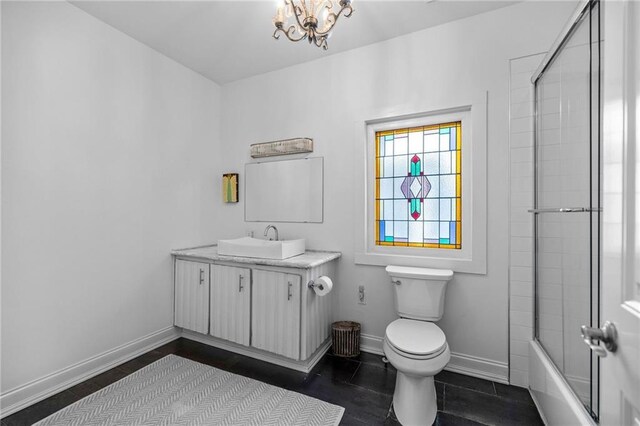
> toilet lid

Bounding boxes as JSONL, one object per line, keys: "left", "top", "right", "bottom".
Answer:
{"left": 385, "top": 319, "right": 447, "bottom": 356}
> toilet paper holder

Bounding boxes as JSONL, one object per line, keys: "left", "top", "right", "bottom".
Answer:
{"left": 307, "top": 279, "right": 327, "bottom": 290}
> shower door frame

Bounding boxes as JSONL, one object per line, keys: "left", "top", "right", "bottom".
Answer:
{"left": 530, "top": 0, "right": 601, "bottom": 421}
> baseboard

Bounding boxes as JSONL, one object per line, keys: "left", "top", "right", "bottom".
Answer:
{"left": 359, "top": 333, "right": 509, "bottom": 384}
{"left": 0, "top": 326, "right": 180, "bottom": 418}
{"left": 447, "top": 352, "right": 509, "bottom": 384}
{"left": 359, "top": 333, "right": 384, "bottom": 355}
{"left": 181, "top": 329, "right": 331, "bottom": 373}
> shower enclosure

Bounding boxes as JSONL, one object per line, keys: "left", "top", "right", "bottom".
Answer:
{"left": 530, "top": 0, "right": 601, "bottom": 421}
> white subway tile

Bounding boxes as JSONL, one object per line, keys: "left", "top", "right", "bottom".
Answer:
{"left": 511, "top": 116, "right": 534, "bottom": 134}
{"left": 510, "top": 252, "right": 533, "bottom": 268}
{"left": 511, "top": 281, "right": 533, "bottom": 297}
{"left": 510, "top": 310, "right": 533, "bottom": 326}
{"left": 510, "top": 354, "right": 530, "bottom": 372}
{"left": 510, "top": 369, "right": 529, "bottom": 387}
{"left": 511, "top": 325, "right": 534, "bottom": 340}
{"left": 511, "top": 295, "right": 534, "bottom": 312}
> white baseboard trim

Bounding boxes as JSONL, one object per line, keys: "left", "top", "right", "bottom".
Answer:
{"left": 359, "top": 333, "right": 509, "bottom": 384}
{"left": 447, "top": 352, "right": 509, "bottom": 384}
{"left": 0, "top": 326, "right": 180, "bottom": 418}
{"left": 181, "top": 329, "right": 331, "bottom": 374}
{"left": 359, "top": 333, "right": 384, "bottom": 355}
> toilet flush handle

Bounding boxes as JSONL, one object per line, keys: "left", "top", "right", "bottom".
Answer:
{"left": 391, "top": 279, "right": 401, "bottom": 285}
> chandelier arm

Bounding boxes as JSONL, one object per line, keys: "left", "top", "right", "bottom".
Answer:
{"left": 313, "top": 4, "right": 353, "bottom": 36}
{"left": 314, "top": 35, "right": 329, "bottom": 50}
{"left": 273, "top": 26, "right": 307, "bottom": 42}
{"left": 287, "top": 0, "right": 308, "bottom": 32}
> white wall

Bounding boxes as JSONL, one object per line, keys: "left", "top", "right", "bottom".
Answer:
{"left": 217, "top": 1, "right": 577, "bottom": 380}
{"left": 1, "top": 0, "right": 221, "bottom": 397}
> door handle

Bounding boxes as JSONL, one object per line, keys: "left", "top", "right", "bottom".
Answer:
{"left": 581, "top": 321, "right": 618, "bottom": 357}
{"left": 238, "top": 275, "right": 244, "bottom": 292}
{"left": 287, "top": 281, "right": 293, "bottom": 301}
{"left": 199, "top": 269, "right": 204, "bottom": 285}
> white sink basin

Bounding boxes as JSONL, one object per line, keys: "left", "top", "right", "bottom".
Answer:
{"left": 217, "top": 237, "right": 305, "bottom": 260}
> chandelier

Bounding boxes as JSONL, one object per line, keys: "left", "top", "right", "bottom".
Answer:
{"left": 273, "top": 0, "right": 354, "bottom": 50}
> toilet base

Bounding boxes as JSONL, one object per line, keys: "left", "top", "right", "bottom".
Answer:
{"left": 393, "top": 371, "right": 437, "bottom": 426}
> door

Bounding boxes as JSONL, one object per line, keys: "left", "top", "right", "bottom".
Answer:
{"left": 251, "top": 270, "right": 301, "bottom": 359}
{"left": 599, "top": 1, "right": 640, "bottom": 424}
{"left": 210, "top": 265, "right": 251, "bottom": 346}
{"left": 174, "top": 259, "right": 209, "bottom": 334}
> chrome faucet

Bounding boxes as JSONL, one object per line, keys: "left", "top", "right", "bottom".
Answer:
{"left": 264, "top": 225, "right": 279, "bottom": 241}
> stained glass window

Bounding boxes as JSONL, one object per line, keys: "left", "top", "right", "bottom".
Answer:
{"left": 375, "top": 122, "right": 462, "bottom": 249}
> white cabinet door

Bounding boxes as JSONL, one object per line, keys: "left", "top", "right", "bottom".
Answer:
{"left": 251, "top": 270, "right": 301, "bottom": 359}
{"left": 210, "top": 265, "right": 251, "bottom": 346}
{"left": 174, "top": 259, "right": 209, "bottom": 334}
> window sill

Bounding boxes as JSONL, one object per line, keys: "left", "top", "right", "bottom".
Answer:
{"left": 354, "top": 251, "right": 486, "bottom": 275}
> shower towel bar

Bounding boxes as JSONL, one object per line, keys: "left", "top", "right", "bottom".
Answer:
{"left": 527, "top": 207, "right": 601, "bottom": 213}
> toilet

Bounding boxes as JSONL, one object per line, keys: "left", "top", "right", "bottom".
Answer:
{"left": 383, "top": 265, "right": 454, "bottom": 426}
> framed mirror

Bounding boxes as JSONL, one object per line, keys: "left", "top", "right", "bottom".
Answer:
{"left": 245, "top": 157, "right": 323, "bottom": 223}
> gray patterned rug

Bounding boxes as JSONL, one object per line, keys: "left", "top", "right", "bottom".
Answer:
{"left": 35, "top": 354, "right": 344, "bottom": 426}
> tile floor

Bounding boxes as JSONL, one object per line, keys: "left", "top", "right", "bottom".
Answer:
{"left": 2, "top": 338, "right": 543, "bottom": 426}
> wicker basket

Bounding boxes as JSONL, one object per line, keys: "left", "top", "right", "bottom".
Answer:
{"left": 331, "top": 321, "right": 361, "bottom": 357}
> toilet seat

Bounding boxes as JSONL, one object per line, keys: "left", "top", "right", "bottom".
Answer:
{"left": 385, "top": 319, "right": 447, "bottom": 360}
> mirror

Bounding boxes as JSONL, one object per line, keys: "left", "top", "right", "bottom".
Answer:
{"left": 245, "top": 157, "right": 323, "bottom": 223}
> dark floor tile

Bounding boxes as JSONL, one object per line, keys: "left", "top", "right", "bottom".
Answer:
{"left": 175, "top": 338, "right": 241, "bottom": 370}
{"left": 3, "top": 390, "right": 77, "bottom": 426}
{"left": 494, "top": 382, "right": 535, "bottom": 406}
{"left": 301, "top": 373, "right": 392, "bottom": 425}
{"left": 434, "top": 411, "right": 485, "bottom": 426}
{"left": 383, "top": 414, "right": 403, "bottom": 426}
{"left": 91, "top": 367, "right": 130, "bottom": 388}
{"left": 445, "top": 385, "right": 544, "bottom": 426}
{"left": 66, "top": 379, "right": 102, "bottom": 399}
{"left": 435, "top": 370, "right": 496, "bottom": 395}
{"left": 349, "top": 363, "right": 397, "bottom": 395}
{"left": 341, "top": 413, "right": 373, "bottom": 426}
{"left": 311, "top": 353, "right": 361, "bottom": 383}
{"left": 436, "top": 381, "right": 444, "bottom": 411}
{"left": 350, "top": 352, "right": 395, "bottom": 371}
{"left": 116, "top": 356, "right": 155, "bottom": 374}
{"left": 152, "top": 338, "right": 181, "bottom": 355}
{"left": 131, "top": 349, "right": 170, "bottom": 366}
{"left": 226, "top": 356, "right": 308, "bottom": 392}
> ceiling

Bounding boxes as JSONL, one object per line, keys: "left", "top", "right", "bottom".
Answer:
{"left": 72, "top": 1, "right": 520, "bottom": 84}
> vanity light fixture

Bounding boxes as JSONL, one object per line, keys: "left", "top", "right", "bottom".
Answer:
{"left": 250, "top": 138, "right": 313, "bottom": 158}
{"left": 272, "top": 0, "right": 354, "bottom": 50}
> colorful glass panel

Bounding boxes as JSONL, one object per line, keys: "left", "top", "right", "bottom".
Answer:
{"left": 375, "top": 122, "right": 462, "bottom": 249}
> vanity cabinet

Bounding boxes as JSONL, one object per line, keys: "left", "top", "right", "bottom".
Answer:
{"left": 171, "top": 245, "right": 341, "bottom": 372}
{"left": 251, "top": 270, "right": 301, "bottom": 359}
{"left": 210, "top": 265, "right": 251, "bottom": 346}
{"left": 174, "top": 259, "right": 210, "bottom": 334}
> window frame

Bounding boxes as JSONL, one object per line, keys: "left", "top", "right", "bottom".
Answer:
{"left": 354, "top": 94, "right": 487, "bottom": 274}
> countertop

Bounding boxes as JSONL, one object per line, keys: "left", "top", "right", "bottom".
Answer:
{"left": 171, "top": 244, "right": 341, "bottom": 269}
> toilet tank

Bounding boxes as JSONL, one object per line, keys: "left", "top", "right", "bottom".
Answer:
{"left": 386, "top": 265, "right": 454, "bottom": 321}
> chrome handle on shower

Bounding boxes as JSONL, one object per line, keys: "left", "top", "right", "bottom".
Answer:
{"left": 238, "top": 275, "right": 244, "bottom": 292}
{"left": 581, "top": 321, "right": 617, "bottom": 358}
{"left": 527, "top": 207, "right": 602, "bottom": 213}
{"left": 199, "top": 269, "right": 205, "bottom": 285}
{"left": 287, "top": 281, "right": 293, "bottom": 300}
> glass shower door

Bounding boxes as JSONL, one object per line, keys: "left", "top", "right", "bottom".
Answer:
{"left": 533, "top": 0, "right": 600, "bottom": 420}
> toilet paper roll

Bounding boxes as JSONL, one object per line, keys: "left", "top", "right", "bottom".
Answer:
{"left": 312, "top": 276, "right": 333, "bottom": 296}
